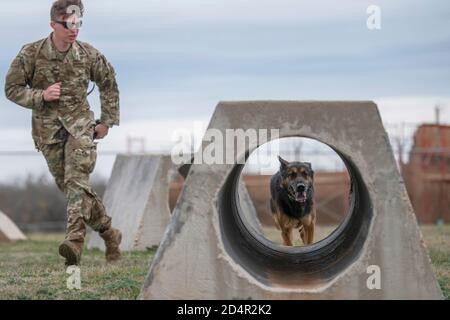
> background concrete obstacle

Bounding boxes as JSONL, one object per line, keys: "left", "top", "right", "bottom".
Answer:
{"left": 88, "top": 154, "right": 177, "bottom": 251}
{"left": 140, "top": 101, "right": 443, "bottom": 299}
{"left": 0, "top": 210, "right": 26, "bottom": 242}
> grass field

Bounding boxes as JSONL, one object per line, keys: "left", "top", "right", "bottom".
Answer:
{"left": 0, "top": 233, "right": 155, "bottom": 300}
{"left": 0, "top": 225, "right": 449, "bottom": 300}
{"left": 420, "top": 225, "right": 450, "bottom": 299}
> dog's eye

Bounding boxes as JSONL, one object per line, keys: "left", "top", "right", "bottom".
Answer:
{"left": 289, "top": 172, "right": 297, "bottom": 178}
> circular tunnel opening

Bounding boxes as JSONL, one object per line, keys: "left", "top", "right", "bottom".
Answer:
{"left": 238, "top": 137, "right": 352, "bottom": 247}
{"left": 217, "top": 136, "right": 373, "bottom": 288}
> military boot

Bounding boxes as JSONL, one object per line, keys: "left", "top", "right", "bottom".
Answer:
{"left": 99, "top": 227, "right": 122, "bottom": 262}
{"left": 59, "top": 239, "right": 84, "bottom": 266}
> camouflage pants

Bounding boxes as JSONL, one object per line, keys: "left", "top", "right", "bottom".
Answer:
{"left": 39, "top": 126, "right": 111, "bottom": 241}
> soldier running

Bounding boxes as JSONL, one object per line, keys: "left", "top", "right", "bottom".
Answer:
{"left": 4, "top": 0, "right": 122, "bottom": 266}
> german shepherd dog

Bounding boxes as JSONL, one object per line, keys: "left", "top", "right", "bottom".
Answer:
{"left": 270, "top": 156, "right": 316, "bottom": 246}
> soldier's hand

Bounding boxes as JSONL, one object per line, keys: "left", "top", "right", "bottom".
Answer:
{"left": 94, "top": 123, "right": 109, "bottom": 139}
{"left": 43, "top": 82, "right": 61, "bottom": 102}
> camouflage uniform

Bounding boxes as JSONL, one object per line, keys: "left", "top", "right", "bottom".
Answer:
{"left": 5, "top": 33, "right": 120, "bottom": 242}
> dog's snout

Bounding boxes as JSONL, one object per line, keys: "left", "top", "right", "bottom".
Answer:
{"left": 297, "top": 183, "right": 306, "bottom": 192}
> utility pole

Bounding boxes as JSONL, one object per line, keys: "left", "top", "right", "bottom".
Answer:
{"left": 435, "top": 104, "right": 441, "bottom": 125}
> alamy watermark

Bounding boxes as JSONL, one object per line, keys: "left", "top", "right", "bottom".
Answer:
{"left": 66, "top": 266, "right": 81, "bottom": 290}
{"left": 171, "top": 121, "right": 280, "bottom": 166}
{"left": 61, "top": 5, "right": 82, "bottom": 29}
{"left": 367, "top": 5, "right": 382, "bottom": 30}
{"left": 366, "top": 265, "right": 381, "bottom": 290}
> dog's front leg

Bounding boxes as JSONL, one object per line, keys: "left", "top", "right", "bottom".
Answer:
{"left": 305, "top": 223, "right": 315, "bottom": 245}
{"left": 299, "top": 225, "right": 306, "bottom": 245}
{"left": 281, "top": 227, "right": 293, "bottom": 246}
{"left": 301, "top": 214, "right": 315, "bottom": 245}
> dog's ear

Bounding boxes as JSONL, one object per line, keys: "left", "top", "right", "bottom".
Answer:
{"left": 304, "top": 162, "right": 314, "bottom": 178}
{"left": 278, "top": 156, "right": 289, "bottom": 170}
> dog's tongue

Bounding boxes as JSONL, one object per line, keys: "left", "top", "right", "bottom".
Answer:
{"left": 296, "top": 191, "right": 307, "bottom": 202}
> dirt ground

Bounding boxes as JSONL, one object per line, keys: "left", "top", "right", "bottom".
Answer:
{"left": 262, "top": 225, "right": 338, "bottom": 246}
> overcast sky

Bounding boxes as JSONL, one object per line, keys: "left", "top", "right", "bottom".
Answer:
{"left": 0, "top": 0, "right": 449, "bottom": 182}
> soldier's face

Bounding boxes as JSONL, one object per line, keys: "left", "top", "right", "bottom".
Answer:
{"left": 51, "top": 15, "right": 80, "bottom": 44}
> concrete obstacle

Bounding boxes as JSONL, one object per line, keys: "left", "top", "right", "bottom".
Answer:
{"left": 178, "top": 160, "right": 263, "bottom": 236}
{"left": 237, "top": 181, "right": 263, "bottom": 235}
{"left": 0, "top": 210, "right": 26, "bottom": 242}
{"left": 140, "top": 101, "right": 442, "bottom": 299}
{"left": 88, "top": 154, "right": 177, "bottom": 251}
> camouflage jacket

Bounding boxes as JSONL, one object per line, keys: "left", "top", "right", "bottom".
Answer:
{"left": 4, "top": 33, "right": 120, "bottom": 146}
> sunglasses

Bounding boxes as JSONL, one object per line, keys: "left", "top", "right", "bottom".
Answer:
{"left": 54, "top": 20, "right": 83, "bottom": 29}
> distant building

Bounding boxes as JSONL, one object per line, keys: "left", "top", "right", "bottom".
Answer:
{"left": 402, "top": 124, "right": 450, "bottom": 224}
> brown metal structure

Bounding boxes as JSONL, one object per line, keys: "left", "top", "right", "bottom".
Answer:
{"left": 402, "top": 124, "right": 450, "bottom": 224}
